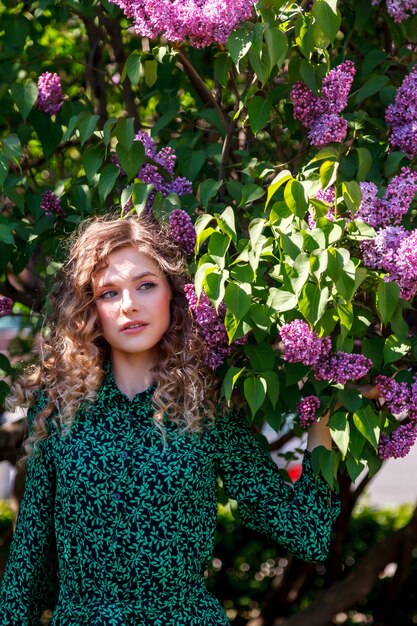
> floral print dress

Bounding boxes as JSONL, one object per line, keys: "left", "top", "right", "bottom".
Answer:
{"left": 0, "top": 368, "right": 340, "bottom": 625}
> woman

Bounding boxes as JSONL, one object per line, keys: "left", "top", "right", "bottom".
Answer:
{"left": 0, "top": 215, "right": 340, "bottom": 626}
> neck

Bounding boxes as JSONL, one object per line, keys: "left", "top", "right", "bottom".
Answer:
{"left": 110, "top": 351, "right": 158, "bottom": 400}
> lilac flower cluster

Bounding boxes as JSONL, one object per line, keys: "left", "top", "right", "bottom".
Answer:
{"left": 375, "top": 375, "right": 412, "bottom": 414}
{"left": 374, "top": 0, "right": 417, "bottom": 22}
{"left": 109, "top": 0, "right": 255, "bottom": 47}
{"left": 168, "top": 209, "right": 196, "bottom": 256}
{"left": 361, "top": 226, "right": 417, "bottom": 300}
{"left": 0, "top": 297, "right": 13, "bottom": 317}
{"left": 116, "top": 132, "right": 192, "bottom": 203}
{"left": 35, "top": 72, "right": 63, "bottom": 115}
{"left": 184, "top": 284, "right": 230, "bottom": 369}
{"left": 280, "top": 320, "right": 331, "bottom": 367}
{"left": 296, "top": 396, "right": 320, "bottom": 429}
{"left": 291, "top": 61, "right": 356, "bottom": 148}
{"left": 355, "top": 168, "right": 417, "bottom": 228}
{"left": 386, "top": 65, "right": 417, "bottom": 158}
{"left": 280, "top": 320, "right": 372, "bottom": 384}
{"left": 378, "top": 422, "right": 417, "bottom": 460}
{"left": 314, "top": 352, "right": 373, "bottom": 385}
{"left": 40, "top": 191, "right": 65, "bottom": 217}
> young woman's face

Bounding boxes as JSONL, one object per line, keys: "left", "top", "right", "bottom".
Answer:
{"left": 92, "top": 246, "right": 172, "bottom": 363}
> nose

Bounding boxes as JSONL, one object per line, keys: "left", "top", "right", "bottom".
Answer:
{"left": 120, "top": 289, "right": 138, "bottom": 313}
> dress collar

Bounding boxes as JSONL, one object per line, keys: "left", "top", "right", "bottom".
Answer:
{"left": 96, "top": 361, "right": 156, "bottom": 408}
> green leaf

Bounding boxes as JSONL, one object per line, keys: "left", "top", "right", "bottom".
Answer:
{"left": 82, "top": 145, "right": 105, "bottom": 183}
{"left": 320, "top": 160, "right": 339, "bottom": 188}
{"left": 244, "top": 375, "right": 267, "bottom": 417}
{"left": 10, "top": 81, "right": 38, "bottom": 119}
{"left": 214, "top": 53, "right": 232, "bottom": 87}
{"left": 0, "top": 155, "right": 8, "bottom": 187}
{"left": 265, "top": 169, "right": 292, "bottom": 208}
{"left": 98, "top": 164, "right": 119, "bottom": 203}
{"left": 289, "top": 252, "right": 310, "bottom": 296}
{"left": 144, "top": 59, "right": 158, "bottom": 87}
{"left": 116, "top": 141, "right": 145, "bottom": 181}
{"left": 262, "top": 370, "right": 280, "bottom": 408}
{"left": 355, "top": 74, "right": 389, "bottom": 105}
{"left": 124, "top": 50, "right": 142, "bottom": 85}
{"left": 298, "top": 283, "right": 329, "bottom": 324}
{"left": 116, "top": 117, "right": 135, "bottom": 150}
{"left": 222, "top": 367, "right": 246, "bottom": 403}
{"left": 216, "top": 206, "right": 237, "bottom": 242}
{"left": 2, "top": 135, "right": 22, "bottom": 163}
{"left": 248, "top": 96, "right": 272, "bottom": 133}
{"left": 376, "top": 281, "right": 400, "bottom": 326}
{"left": 312, "top": 446, "right": 338, "bottom": 489}
{"left": 224, "top": 282, "right": 251, "bottom": 319}
{"left": 205, "top": 270, "right": 228, "bottom": 310}
{"left": 383, "top": 335, "right": 411, "bottom": 364}
{"left": 131, "top": 182, "right": 154, "bottom": 215}
{"left": 345, "top": 454, "right": 366, "bottom": 482}
{"left": 199, "top": 179, "right": 222, "bottom": 209}
{"left": 329, "top": 411, "right": 350, "bottom": 458}
{"left": 355, "top": 147, "right": 373, "bottom": 181}
{"left": 264, "top": 25, "right": 288, "bottom": 69}
{"left": 245, "top": 343, "right": 276, "bottom": 372}
{"left": 267, "top": 288, "right": 297, "bottom": 312}
{"left": 0, "top": 353, "right": 13, "bottom": 375}
{"left": 227, "top": 27, "right": 254, "bottom": 68}
{"left": 295, "top": 13, "right": 315, "bottom": 60}
{"left": 353, "top": 407, "right": 381, "bottom": 451}
{"left": 342, "top": 180, "right": 361, "bottom": 214}
{"left": 194, "top": 262, "right": 218, "bottom": 299}
{"left": 337, "top": 388, "right": 363, "bottom": 413}
{"left": 312, "top": 0, "right": 341, "bottom": 42}
{"left": 77, "top": 112, "right": 100, "bottom": 146}
{"left": 284, "top": 179, "right": 308, "bottom": 217}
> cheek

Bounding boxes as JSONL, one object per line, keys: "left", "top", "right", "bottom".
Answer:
{"left": 95, "top": 303, "right": 118, "bottom": 329}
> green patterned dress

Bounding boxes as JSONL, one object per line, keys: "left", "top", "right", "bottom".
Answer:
{"left": 0, "top": 368, "right": 340, "bottom": 625}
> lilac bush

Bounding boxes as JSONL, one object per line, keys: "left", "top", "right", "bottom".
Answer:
{"left": 109, "top": 0, "right": 256, "bottom": 47}
{"left": 378, "top": 423, "right": 417, "bottom": 459}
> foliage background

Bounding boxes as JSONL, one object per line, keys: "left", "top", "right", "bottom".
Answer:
{"left": 1, "top": 0, "right": 417, "bottom": 623}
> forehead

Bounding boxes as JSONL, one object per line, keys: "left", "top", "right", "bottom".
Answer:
{"left": 93, "top": 247, "right": 161, "bottom": 286}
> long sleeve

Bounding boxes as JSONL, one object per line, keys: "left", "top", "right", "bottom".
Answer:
{"left": 0, "top": 404, "right": 58, "bottom": 626}
{"left": 215, "top": 409, "right": 341, "bottom": 562}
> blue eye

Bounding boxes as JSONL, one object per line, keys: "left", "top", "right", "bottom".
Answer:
{"left": 139, "top": 282, "right": 156, "bottom": 290}
{"left": 98, "top": 290, "right": 117, "bottom": 300}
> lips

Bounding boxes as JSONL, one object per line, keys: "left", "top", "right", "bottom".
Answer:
{"left": 120, "top": 321, "right": 148, "bottom": 332}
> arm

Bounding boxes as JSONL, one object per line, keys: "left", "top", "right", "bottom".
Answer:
{"left": 215, "top": 409, "right": 340, "bottom": 562}
{"left": 0, "top": 404, "right": 58, "bottom": 626}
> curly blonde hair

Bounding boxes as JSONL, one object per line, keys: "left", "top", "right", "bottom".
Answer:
{"left": 14, "top": 214, "right": 220, "bottom": 458}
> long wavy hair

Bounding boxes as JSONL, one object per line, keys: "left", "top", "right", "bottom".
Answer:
{"left": 13, "top": 214, "right": 220, "bottom": 459}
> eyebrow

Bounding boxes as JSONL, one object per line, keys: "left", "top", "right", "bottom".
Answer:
{"left": 96, "top": 271, "right": 160, "bottom": 289}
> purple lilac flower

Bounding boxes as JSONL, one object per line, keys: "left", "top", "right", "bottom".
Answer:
{"left": 355, "top": 169, "right": 417, "bottom": 228}
{"left": 313, "top": 352, "right": 372, "bottom": 384}
{"left": 386, "top": 66, "right": 417, "bottom": 158}
{"left": 361, "top": 225, "right": 408, "bottom": 273}
{"left": 375, "top": 0, "right": 417, "bottom": 22}
{"left": 291, "top": 61, "right": 355, "bottom": 148}
{"left": 280, "top": 320, "right": 331, "bottom": 367}
{"left": 378, "top": 422, "right": 417, "bottom": 459}
{"left": 168, "top": 209, "right": 196, "bottom": 256}
{"left": 109, "top": 0, "right": 256, "bottom": 48}
{"left": 296, "top": 396, "right": 320, "bottom": 429}
{"left": 35, "top": 72, "right": 63, "bottom": 115}
{"left": 0, "top": 297, "right": 13, "bottom": 317}
{"left": 308, "top": 114, "right": 348, "bottom": 149}
{"left": 184, "top": 283, "right": 230, "bottom": 369}
{"left": 375, "top": 375, "right": 412, "bottom": 414}
{"left": 395, "top": 230, "right": 417, "bottom": 299}
{"left": 40, "top": 191, "right": 65, "bottom": 216}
